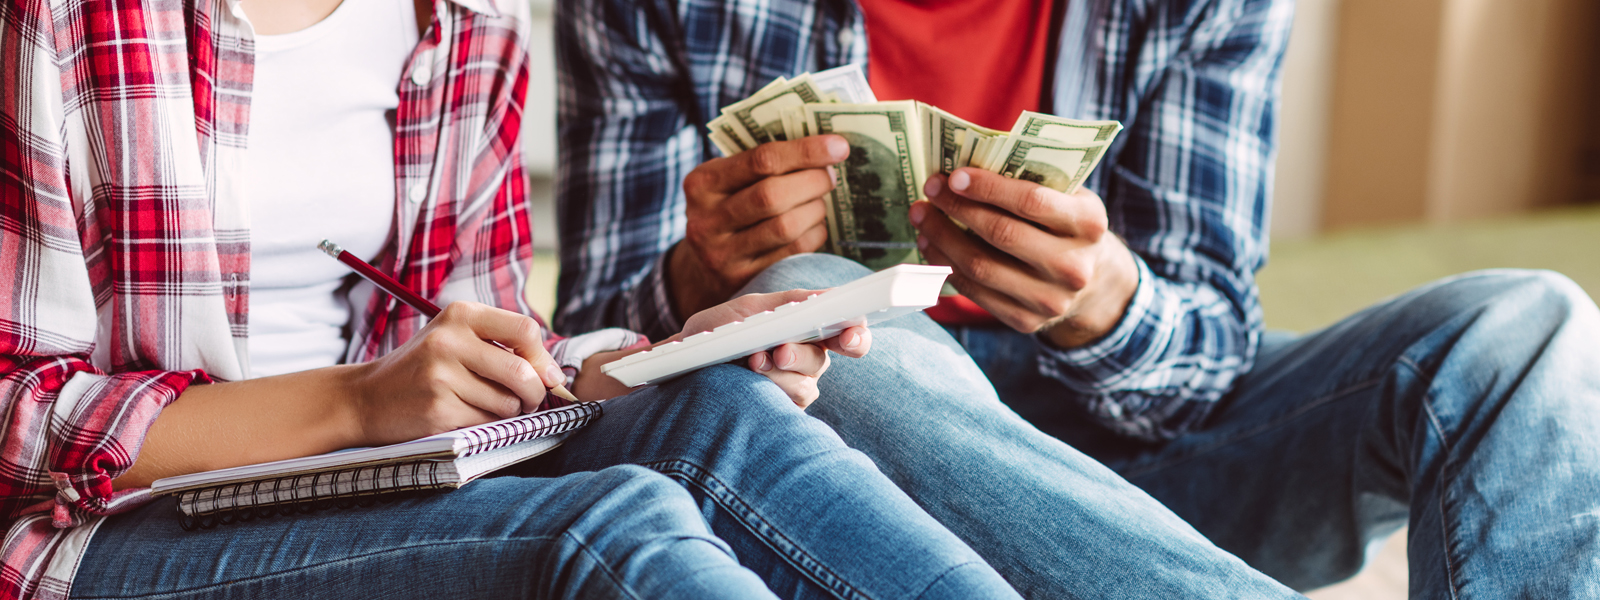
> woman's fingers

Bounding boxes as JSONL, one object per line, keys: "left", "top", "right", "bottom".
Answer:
{"left": 821, "top": 326, "right": 871, "bottom": 358}
{"left": 746, "top": 344, "right": 829, "bottom": 408}
{"left": 772, "top": 343, "right": 830, "bottom": 377}
{"left": 452, "top": 334, "right": 548, "bottom": 415}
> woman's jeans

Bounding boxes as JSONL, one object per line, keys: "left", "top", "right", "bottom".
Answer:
{"left": 73, "top": 366, "right": 1018, "bottom": 600}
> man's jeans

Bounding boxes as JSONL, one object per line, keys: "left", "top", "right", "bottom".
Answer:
{"left": 75, "top": 367, "right": 1018, "bottom": 600}
{"left": 741, "top": 254, "right": 1301, "bottom": 599}
{"left": 956, "top": 269, "right": 1600, "bottom": 598}
{"left": 746, "top": 254, "right": 1600, "bottom": 598}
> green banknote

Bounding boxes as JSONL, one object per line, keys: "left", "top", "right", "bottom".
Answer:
{"left": 805, "top": 102, "right": 927, "bottom": 271}
{"left": 993, "top": 136, "right": 1111, "bottom": 194}
{"left": 722, "top": 75, "right": 825, "bottom": 145}
{"left": 1009, "top": 111, "right": 1123, "bottom": 144}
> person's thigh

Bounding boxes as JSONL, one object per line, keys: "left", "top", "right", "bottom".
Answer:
{"left": 73, "top": 467, "right": 772, "bottom": 600}
{"left": 734, "top": 253, "right": 1301, "bottom": 599}
{"left": 979, "top": 269, "right": 1600, "bottom": 596}
{"left": 526, "top": 363, "right": 1020, "bottom": 600}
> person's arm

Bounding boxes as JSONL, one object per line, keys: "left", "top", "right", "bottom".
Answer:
{"left": 552, "top": 0, "right": 693, "bottom": 341}
{"left": 114, "top": 302, "right": 571, "bottom": 489}
{"left": 553, "top": 0, "right": 849, "bottom": 341}
{"left": 915, "top": 0, "right": 1293, "bottom": 441}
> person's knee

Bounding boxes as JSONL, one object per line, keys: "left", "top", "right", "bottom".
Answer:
{"left": 563, "top": 465, "right": 705, "bottom": 531}
{"left": 1442, "top": 269, "right": 1594, "bottom": 334}
{"left": 738, "top": 253, "right": 873, "bottom": 295}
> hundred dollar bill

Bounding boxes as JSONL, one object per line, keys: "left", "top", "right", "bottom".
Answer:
{"left": 707, "top": 126, "right": 745, "bottom": 157}
{"left": 721, "top": 75, "right": 825, "bottom": 145}
{"left": 810, "top": 64, "right": 877, "bottom": 104}
{"left": 804, "top": 102, "right": 927, "bottom": 271}
{"left": 991, "top": 135, "right": 1111, "bottom": 194}
{"left": 1009, "top": 111, "right": 1123, "bottom": 144}
{"left": 921, "top": 103, "right": 1003, "bottom": 176}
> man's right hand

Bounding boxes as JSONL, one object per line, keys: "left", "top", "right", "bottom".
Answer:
{"left": 668, "top": 135, "right": 850, "bottom": 319}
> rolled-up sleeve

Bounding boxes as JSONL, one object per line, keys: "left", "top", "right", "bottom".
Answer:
{"left": 552, "top": 0, "right": 701, "bottom": 341}
{"left": 1036, "top": 0, "right": 1293, "bottom": 441}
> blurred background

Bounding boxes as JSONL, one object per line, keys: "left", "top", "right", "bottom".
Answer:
{"left": 519, "top": 1, "right": 1600, "bottom": 596}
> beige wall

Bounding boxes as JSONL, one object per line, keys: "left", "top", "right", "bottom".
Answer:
{"left": 1271, "top": 0, "right": 1340, "bottom": 239}
{"left": 1320, "top": 0, "right": 1600, "bottom": 230}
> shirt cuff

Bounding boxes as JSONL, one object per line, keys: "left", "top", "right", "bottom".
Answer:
{"left": 44, "top": 368, "right": 209, "bottom": 527}
{"left": 1034, "top": 254, "right": 1174, "bottom": 394}
{"left": 547, "top": 328, "right": 651, "bottom": 380}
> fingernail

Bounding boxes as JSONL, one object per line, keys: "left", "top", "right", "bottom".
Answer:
{"left": 909, "top": 202, "right": 925, "bottom": 226}
{"left": 543, "top": 364, "right": 566, "bottom": 386}
{"left": 917, "top": 235, "right": 928, "bottom": 250}
{"left": 949, "top": 170, "right": 970, "bottom": 192}
{"left": 825, "top": 164, "right": 839, "bottom": 185}
{"left": 843, "top": 331, "right": 862, "bottom": 350}
{"left": 777, "top": 350, "right": 796, "bottom": 370}
{"left": 923, "top": 175, "right": 943, "bottom": 198}
{"left": 826, "top": 136, "right": 849, "bottom": 161}
{"left": 754, "top": 353, "right": 772, "bottom": 372}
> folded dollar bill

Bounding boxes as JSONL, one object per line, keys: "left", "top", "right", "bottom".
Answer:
{"left": 706, "top": 66, "right": 1122, "bottom": 275}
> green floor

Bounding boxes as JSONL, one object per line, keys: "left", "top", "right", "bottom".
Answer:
{"left": 1259, "top": 204, "right": 1600, "bottom": 332}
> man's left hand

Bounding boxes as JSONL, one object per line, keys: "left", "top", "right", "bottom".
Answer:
{"left": 910, "top": 168, "right": 1139, "bottom": 349}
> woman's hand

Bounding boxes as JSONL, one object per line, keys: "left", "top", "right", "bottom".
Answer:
{"left": 679, "top": 289, "right": 873, "bottom": 408}
{"left": 349, "top": 301, "right": 567, "bottom": 446}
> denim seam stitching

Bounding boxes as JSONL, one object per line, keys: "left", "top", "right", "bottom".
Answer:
{"left": 71, "top": 537, "right": 566, "bottom": 600}
{"left": 1120, "top": 376, "right": 1387, "bottom": 479}
{"left": 909, "top": 561, "right": 990, "bottom": 600}
{"left": 561, "top": 529, "right": 648, "bottom": 600}
{"left": 642, "top": 458, "right": 872, "bottom": 600}
{"left": 1400, "top": 356, "right": 1464, "bottom": 600}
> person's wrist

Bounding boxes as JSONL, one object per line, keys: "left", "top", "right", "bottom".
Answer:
{"left": 1045, "top": 237, "right": 1140, "bottom": 349}
{"left": 570, "top": 350, "right": 640, "bottom": 401}
{"left": 331, "top": 362, "right": 380, "bottom": 448}
{"left": 666, "top": 242, "right": 732, "bottom": 320}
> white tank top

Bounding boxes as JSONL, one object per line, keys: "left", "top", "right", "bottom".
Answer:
{"left": 244, "top": 0, "right": 417, "bottom": 378}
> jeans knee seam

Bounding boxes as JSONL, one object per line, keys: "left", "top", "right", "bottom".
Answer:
{"left": 910, "top": 561, "right": 991, "bottom": 600}
{"left": 1409, "top": 371, "right": 1467, "bottom": 600}
{"left": 560, "top": 529, "right": 648, "bottom": 600}
{"left": 643, "top": 458, "right": 871, "bottom": 600}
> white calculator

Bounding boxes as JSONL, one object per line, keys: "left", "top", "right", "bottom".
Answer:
{"left": 601, "top": 264, "right": 953, "bottom": 387}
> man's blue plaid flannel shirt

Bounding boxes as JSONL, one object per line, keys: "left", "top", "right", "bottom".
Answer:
{"left": 553, "top": 0, "right": 1295, "bottom": 441}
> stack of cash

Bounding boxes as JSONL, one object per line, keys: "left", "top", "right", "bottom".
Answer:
{"left": 707, "top": 65, "right": 1122, "bottom": 271}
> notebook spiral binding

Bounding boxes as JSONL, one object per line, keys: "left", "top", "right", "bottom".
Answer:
{"left": 457, "top": 401, "right": 600, "bottom": 454}
{"left": 174, "top": 461, "right": 450, "bottom": 531}
{"left": 172, "top": 402, "right": 601, "bottom": 531}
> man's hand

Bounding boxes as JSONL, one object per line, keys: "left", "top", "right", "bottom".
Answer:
{"left": 911, "top": 169, "right": 1139, "bottom": 349}
{"left": 668, "top": 136, "right": 851, "bottom": 320}
{"left": 676, "top": 289, "right": 872, "bottom": 408}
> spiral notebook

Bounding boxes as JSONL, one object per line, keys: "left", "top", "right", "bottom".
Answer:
{"left": 150, "top": 401, "right": 601, "bottom": 529}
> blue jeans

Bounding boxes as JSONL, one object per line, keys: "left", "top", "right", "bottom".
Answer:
{"left": 74, "top": 366, "right": 1018, "bottom": 599}
{"left": 740, "top": 254, "right": 1302, "bottom": 599}
{"left": 954, "top": 269, "right": 1600, "bottom": 598}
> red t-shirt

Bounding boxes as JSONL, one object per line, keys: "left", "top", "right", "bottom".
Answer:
{"left": 857, "top": 0, "right": 1057, "bottom": 324}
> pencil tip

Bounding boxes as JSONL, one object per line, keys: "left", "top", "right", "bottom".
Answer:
{"left": 551, "top": 385, "right": 582, "bottom": 403}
